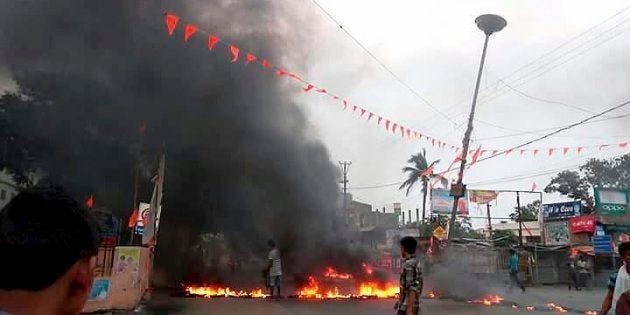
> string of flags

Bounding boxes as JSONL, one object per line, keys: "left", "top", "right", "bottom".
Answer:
{"left": 162, "top": 11, "right": 629, "bottom": 160}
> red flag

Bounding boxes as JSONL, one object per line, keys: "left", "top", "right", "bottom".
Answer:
{"left": 392, "top": 123, "right": 398, "bottom": 133}
{"left": 431, "top": 138, "right": 435, "bottom": 147}
{"left": 400, "top": 126, "right": 405, "bottom": 137}
{"left": 276, "top": 68, "right": 288, "bottom": 76}
{"left": 368, "top": 112, "right": 374, "bottom": 120}
{"left": 437, "top": 141, "right": 442, "bottom": 148}
{"left": 519, "top": 149, "right": 526, "bottom": 156}
{"left": 533, "top": 149, "right": 539, "bottom": 156}
{"left": 343, "top": 100, "right": 348, "bottom": 110}
{"left": 563, "top": 147, "right": 570, "bottom": 155}
{"left": 523, "top": 223, "right": 533, "bottom": 237}
{"left": 385, "top": 120, "right": 390, "bottom": 131}
{"left": 548, "top": 148, "right": 555, "bottom": 156}
{"left": 85, "top": 195, "right": 95, "bottom": 209}
{"left": 261, "top": 59, "right": 272, "bottom": 68}
{"left": 505, "top": 149, "right": 513, "bottom": 156}
{"left": 480, "top": 150, "right": 487, "bottom": 157}
{"left": 139, "top": 121, "right": 147, "bottom": 135}
{"left": 470, "top": 146, "right": 482, "bottom": 165}
{"left": 332, "top": 95, "right": 339, "bottom": 100}
{"left": 406, "top": 129, "right": 411, "bottom": 137}
{"left": 184, "top": 24, "right": 197, "bottom": 41}
{"left": 599, "top": 144, "right": 609, "bottom": 150}
{"left": 377, "top": 116, "right": 383, "bottom": 125}
{"left": 620, "top": 143, "right": 628, "bottom": 148}
{"left": 245, "top": 53, "right": 257, "bottom": 64}
{"left": 303, "top": 84, "right": 314, "bottom": 92}
{"left": 360, "top": 108, "right": 366, "bottom": 117}
{"left": 491, "top": 150, "right": 498, "bottom": 156}
{"left": 229, "top": 45, "right": 240, "bottom": 62}
{"left": 414, "top": 131, "right": 418, "bottom": 138}
{"left": 288, "top": 73, "right": 301, "bottom": 80}
{"left": 531, "top": 182, "right": 537, "bottom": 192}
{"left": 352, "top": 105, "right": 357, "bottom": 113}
{"left": 207, "top": 35, "right": 219, "bottom": 50}
{"left": 128, "top": 208, "right": 138, "bottom": 228}
{"left": 165, "top": 13, "right": 180, "bottom": 36}
{"left": 316, "top": 88, "right": 327, "bottom": 93}
{"left": 448, "top": 151, "right": 464, "bottom": 171}
{"left": 421, "top": 166, "right": 433, "bottom": 177}
{"left": 577, "top": 147, "right": 584, "bottom": 154}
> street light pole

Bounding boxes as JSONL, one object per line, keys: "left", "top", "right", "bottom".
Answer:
{"left": 448, "top": 14, "right": 506, "bottom": 240}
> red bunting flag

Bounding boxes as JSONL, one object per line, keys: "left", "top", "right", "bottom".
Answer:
{"left": 332, "top": 95, "right": 339, "bottom": 100}
{"left": 184, "top": 24, "right": 197, "bottom": 41}
{"left": 421, "top": 165, "right": 433, "bottom": 177}
{"left": 414, "top": 131, "right": 418, "bottom": 138}
{"left": 245, "top": 53, "right": 257, "bottom": 64}
{"left": 621, "top": 143, "right": 628, "bottom": 148}
{"left": 288, "top": 73, "right": 301, "bottom": 80}
{"left": 128, "top": 208, "right": 138, "bottom": 228}
{"left": 431, "top": 138, "right": 436, "bottom": 147}
{"left": 406, "top": 129, "right": 411, "bottom": 137}
{"left": 470, "top": 146, "right": 483, "bottom": 165}
{"left": 531, "top": 182, "right": 537, "bottom": 192}
{"left": 519, "top": 149, "right": 526, "bottom": 156}
{"left": 385, "top": 120, "right": 390, "bottom": 131}
{"left": 343, "top": 100, "right": 348, "bottom": 110}
{"left": 352, "top": 105, "right": 357, "bottom": 113}
{"left": 378, "top": 116, "right": 383, "bottom": 125}
{"left": 229, "top": 45, "right": 240, "bottom": 62}
{"left": 261, "top": 59, "right": 272, "bottom": 68}
{"left": 548, "top": 148, "right": 555, "bottom": 156}
{"left": 480, "top": 150, "right": 487, "bottom": 157}
{"left": 392, "top": 123, "right": 398, "bottom": 133}
{"left": 400, "top": 127, "right": 405, "bottom": 137}
{"left": 208, "top": 35, "right": 219, "bottom": 50}
{"left": 165, "top": 13, "right": 180, "bottom": 36}
{"left": 577, "top": 147, "right": 584, "bottom": 154}
{"left": 533, "top": 149, "right": 539, "bottom": 156}
{"left": 448, "top": 151, "right": 463, "bottom": 171}
{"left": 368, "top": 112, "right": 374, "bottom": 120}
{"left": 85, "top": 195, "right": 95, "bottom": 209}
{"left": 303, "top": 84, "right": 314, "bottom": 92}
{"left": 316, "top": 88, "right": 327, "bottom": 93}
{"left": 491, "top": 150, "right": 498, "bottom": 156}
{"left": 276, "top": 68, "right": 288, "bottom": 76}
{"left": 505, "top": 149, "right": 513, "bottom": 156}
{"left": 360, "top": 108, "right": 366, "bottom": 117}
{"left": 563, "top": 147, "right": 570, "bottom": 155}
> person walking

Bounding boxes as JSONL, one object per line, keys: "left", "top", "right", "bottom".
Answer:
{"left": 568, "top": 257, "right": 580, "bottom": 290}
{"left": 577, "top": 255, "right": 589, "bottom": 289}
{"left": 396, "top": 236, "right": 423, "bottom": 315}
{"left": 508, "top": 249, "right": 525, "bottom": 293}
{"left": 266, "top": 240, "right": 282, "bottom": 299}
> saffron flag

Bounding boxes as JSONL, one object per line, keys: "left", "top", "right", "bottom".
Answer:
{"left": 208, "top": 35, "right": 219, "bottom": 50}
{"left": 85, "top": 195, "right": 95, "bottom": 209}
{"left": 421, "top": 166, "right": 433, "bottom": 177}
{"left": 261, "top": 59, "right": 272, "bottom": 68}
{"left": 470, "top": 146, "right": 482, "bottom": 165}
{"left": 360, "top": 108, "right": 366, "bottom": 117}
{"left": 563, "top": 147, "right": 570, "bottom": 155}
{"left": 368, "top": 112, "right": 374, "bottom": 120}
{"left": 184, "top": 24, "right": 197, "bottom": 41}
{"left": 128, "top": 208, "right": 138, "bottom": 228}
{"left": 531, "top": 182, "right": 537, "bottom": 192}
{"left": 303, "top": 84, "right": 314, "bottom": 92}
{"left": 245, "top": 53, "right": 257, "bottom": 64}
{"left": 378, "top": 116, "right": 383, "bottom": 125}
{"left": 229, "top": 45, "right": 240, "bottom": 62}
{"left": 165, "top": 13, "right": 179, "bottom": 36}
{"left": 385, "top": 120, "right": 390, "bottom": 131}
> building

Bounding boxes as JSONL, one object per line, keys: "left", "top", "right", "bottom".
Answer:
{"left": 344, "top": 195, "right": 400, "bottom": 248}
{"left": 0, "top": 170, "right": 19, "bottom": 209}
{"left": 476, "top": 221, "right": 542, "bottom": 244}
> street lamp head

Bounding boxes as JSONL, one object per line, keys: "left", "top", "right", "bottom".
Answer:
{"left": 475, "top": 14, "right": 507, "bottom": 35}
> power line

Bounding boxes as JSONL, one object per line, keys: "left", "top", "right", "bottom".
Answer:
{"left": 309, "top": 0, "right": 458, "bottom": 126}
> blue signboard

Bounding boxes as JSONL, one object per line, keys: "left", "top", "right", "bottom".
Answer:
{"left": 593, "top": 235, "right": 612, "bottom": 254}
{"left": 542, "top": 201, "right": 581, "bottom": 220}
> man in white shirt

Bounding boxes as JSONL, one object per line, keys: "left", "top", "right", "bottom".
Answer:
{"left": 267, "top": 240, "right": 282, "bottom": 298}
{"left": 600, "top": 242, "right": 630, "bottom": 314}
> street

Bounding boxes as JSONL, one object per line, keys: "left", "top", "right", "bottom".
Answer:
{"left": 127, "top": 286, "right": 604, "bottom": 315}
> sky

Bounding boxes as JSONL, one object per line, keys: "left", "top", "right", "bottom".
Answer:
{"left": 290, "top": 0, "right": 630, "bottom": 228}
{"left": 1, "top": 0, "right": 629, "bottom": 229}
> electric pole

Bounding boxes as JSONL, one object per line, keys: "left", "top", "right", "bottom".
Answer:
{"left": 339, "top": 161, "right": 351, "bottom": 226}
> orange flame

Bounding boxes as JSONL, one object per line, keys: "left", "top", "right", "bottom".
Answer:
{"left": 469, "top": 294, "right": 504, "bottom": 306}
{"left": 185, "top": 285, "right": 268, "bottom": 298}
{"left": 546, "top": 303, "right": 568, "bottom": 313}
{"left": 526, "top": 306, "right": 535, "bottom": 311}
{"left": 584, "top": 311, "right": 597, "bottom": 315}
{"left": 358, "top": 282, "right": 399, "bottom": 298}
{"left": 298, "top": 276, "right": 322, "bottom": 298}
{"left": 362, "top": 262, "right": 374, "bottom": 275}
{"left": 323, "top": 267, "right": 353, "bottom": 280}
{"left": 428, "top": 290, "right": 436, "bottom": 299}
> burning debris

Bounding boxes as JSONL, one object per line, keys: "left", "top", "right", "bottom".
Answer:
{"left": 185, "top": 286, "right": 268, "bottom": 299}
{"left": 468, "top": 294, "right": 503, "bottom": 306}
{"left": 323, "top": 267, "right": 353, "bottom": 280}
{"left": 546, "top": 303, "right": 568, "bottom": 313}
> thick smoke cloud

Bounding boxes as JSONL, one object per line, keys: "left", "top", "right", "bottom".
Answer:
{"left": 0, "top": 0, "right": 345, "bottom": 280}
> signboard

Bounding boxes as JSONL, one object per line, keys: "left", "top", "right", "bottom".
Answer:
{"left": 88, "top": 278, "right": 110, "bottom": 301}
{"left": 569, "top": 215, "right": 596, "bottom": 234}
{"left": 468, "top": 190, "right": 499, "bottom": 204}
{"left": 595, "top": 188, "right": 628, "bottom": 216}
{"left": 433, "top": 226, "right": 447, "bottom": 240}
{"left": 542, "top": 201, "right": 581, "bottom": 220}
{"left": 593, "top": 235, "right": 612, "bottom": 254}
{"left": 544, "top": 221, "right": 569, "bottom": 245}
{"left": 393, "top": 203, "right": 402, "bottom": 215}
{"left": 431, "top": 188, "right": 469, "bottom": 216}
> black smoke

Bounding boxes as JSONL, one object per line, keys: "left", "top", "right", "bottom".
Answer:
{"left": 0, "top": 0, "right": 346, "bottom": 281}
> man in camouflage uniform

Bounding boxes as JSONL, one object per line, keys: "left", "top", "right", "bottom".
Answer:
{"left": 396, "top": 236, "right": 423, "bottom": 315}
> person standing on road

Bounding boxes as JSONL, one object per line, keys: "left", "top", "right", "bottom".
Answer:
{"left": 577, "top": 255, "right": 589, "bottom": 289}
{"left": 568, "top": 257, "right": 580, "bottom": 290}
{"left": 508, "top": 249, "right": 526, "bottom": 293}
{"left": 0, "top": 185, "right": 100, "bottom": 315}
{"left": 267, "top": 240, "right": 282, "bottom": 299}
{"left": 599, "top": 242, "right": 630, "bottom": 315}
{"left": 396, "top": 236, "right": 423, "bottom": 315}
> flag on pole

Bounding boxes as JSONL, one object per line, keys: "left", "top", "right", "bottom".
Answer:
{"left": 128, "top": 208, "right": 138, "bottom": 228}
{"left": 85, "top": 195, "right": 95, "bottom": 209}
{"left": 531, "top": 182, "right": 537, "bottom": 192}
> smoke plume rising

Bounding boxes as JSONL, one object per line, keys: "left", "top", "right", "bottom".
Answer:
{"left": 0, "top": 0, "right": 346, "bottom": 281}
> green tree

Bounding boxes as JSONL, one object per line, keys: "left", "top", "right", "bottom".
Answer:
{"left": 399, "top": 149, "right": 440, "bottom": 226}
{"left": 509, "top": 200, "right": 541, "bottom": 222}
{"left": 492, "top": 229, "right": 518, "bottom": 247}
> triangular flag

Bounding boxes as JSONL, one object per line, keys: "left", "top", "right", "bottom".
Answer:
{"left": 165, "top": 13, "right": 180, "bottom": 36}
{"left": 414, "top": 131, "right": 418, "bottom": 138}
{"left": 505, "top": 149, "right": 513, "bottom": 156}
{"left": 470, "top": 146, "right": 482, "bottom": 165}
{"left": 519, "top": 149, "right": 526, "bottom": 156}
{"left": 548, "top": 148, "right": 555, "bottom": 156}
{"left": 563, "top": 147, "right": 570, "bottom": 155}
{"left": 533, "top": 149, "right": 539, "bottom": 156}
{"left": 360, "top": 108, "right": 366, "bottom": 117}
{"left": 577, "top": 147, "right": 584, "bottom": 154}
{"left": 400, "top": 126, "right": 405, "bottom": 137}
{"left": 421, "top": 166, "right": 433, "bottom": 177}
{"left": 406, "top": 129, "right": 411, "bottom": 137}
{"left": 352, "top": 105, "right": 357, "bottom": 113}
{"left": 531, "top": 182, "right": 537, "bottom": 192}
{"left": 316, "top": 88, "right": 327, "bottom": 93}
{"left": 245, "top": 53, "right": 257, "bottom": 64}
{"left": 491, "top": 150, "right": 498, "bottom": 156}
{"left": 378, "top": 116, "right": 383, "bottom": 125}
{"left": 620, "top": 143, "right": 628, "bottom": 148}
{"left": 207, "top": 35, "right": 219, "bottom": 50}
{"left": 276, "top": 69, "right": 288, "bottom": 76}
{"left": 368, "top": 112, "right": 374, "bottom": 120}
{"left": 438, "top": 141, "right": 442, "bottom": 148}
{"left": 184, "top": 24, "right": 197, "bottom": 41}
{"left": 229, "top": 45, "right": 240, "bottom": 62}
{"left": 332, "top": 95, "right": 339, "bottom": 100}
{"left": 431, "top": 138, "right": 436, "bottom": 147}
{"left": 85, "top": 195, "right": 95, "bottom": 209}
{"left": 303, "top": 84, "right": 314, "bottom": 92}
{"left": 480, "top": 150, "right": 487, "bottom": 157}
{"left": 599, "top": 144, "right": 609, "bottom": 150}
{"left": 392, "top": 123, "right": 398, "bottom": 133}
{"left": 448, "top": 152, "right": 464, "bottom": 171}
{"left": 261, "top": 59, "right": 272, "bottom": 68}
{"left": 385, "top": 120, "right": 391, "bottom": 131}
{"left": 128, "top": 208, "right": 138, "bottom": 228}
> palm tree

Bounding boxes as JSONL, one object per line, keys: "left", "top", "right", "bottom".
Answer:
{"left": 399, "top": 149, "right": 440, "bottom": 227}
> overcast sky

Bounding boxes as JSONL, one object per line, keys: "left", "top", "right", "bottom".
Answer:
{"left": 292, "top": 0, "right": 630, "bottom": 227}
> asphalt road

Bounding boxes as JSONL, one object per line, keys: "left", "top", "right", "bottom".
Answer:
{"left": 128, "top": 295, "right": 597, "bottom": 315}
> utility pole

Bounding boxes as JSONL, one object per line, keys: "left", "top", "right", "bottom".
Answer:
{"left": 517, "top": 191, "right": 523, "bottom": 247}
{"left": 486, "top": 203, "right": 493, "bottom": 241}
{"left": 339, "top": 161, "right": 351, "bottom": 226}
{"left": 408, "top": 210, "right": 412, "bottom": 225}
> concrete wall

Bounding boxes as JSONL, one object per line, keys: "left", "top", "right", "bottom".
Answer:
{"left": 82, "top": 246, "right": 151, "bottom": 313}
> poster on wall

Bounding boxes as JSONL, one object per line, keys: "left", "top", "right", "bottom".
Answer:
{"left": 88, "top": 278, "right": 110, "bottom": 301}
{"left": 545, "top": 221, "right": 570, "bottom": 245}
{"left": 431, "top": 189, "right": 468, "bottom": 216}
{"left": 569, "top": 215, "right": 595, "bottom": 233}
